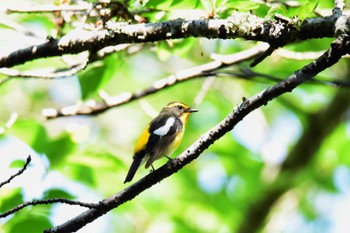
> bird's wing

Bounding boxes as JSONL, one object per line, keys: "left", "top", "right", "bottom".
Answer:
{"left": 145, "top": 113, "right": 180, "bottom": 168}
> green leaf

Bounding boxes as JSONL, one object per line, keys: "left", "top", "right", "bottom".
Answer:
{"left": 34, "top": 134, "right": 76, "bottom": 167}
{"left": 6, "top": 213, "right": 52, "bottom": 233}
{"left": 0, "top": 188, "right": 23, "bottom": 213}
{"left": 66, "top": 164, "right": 96, "bottom": 187}
{"left": 199, "top": 0, "right": 213, "bottom": 12}
{"left": 19, "top": 15, "right": 56, "bottom": 33}
{"left": 68, "top": 149, "right": 122, "bottom": 169}
{"left": 79, "top": 64, "right": 106, "bottom": 99}
{"left": 145, "top": 0, "right": 173, "bottom": 8}
{"left": 266, "top": 5, "right": 289, "bottom": 19}
{"left": 225, "top": 1, "right": 261, "bottom": 11}
{"left": 10, "top": 119, "right": 76, "bottom": 167}
{"left": 78, "top": 55, "right": 121, "bottom": 100}
{"left": 296, "top": 1, "right": 319, "bottom": 21}
{"left": 9, "top": 119, "right": 46, "bottom": 146}
{"left": 172, "top": 0, "right": 200, "bottom": 8}
{"left": 43, "top": 188, "right": 76, "bottom": 199}
{"left": 157, "top": 38, "right": 198, "bottom": 60}
{"left": 10, "top": 159, "right": 27, "bottom": 168}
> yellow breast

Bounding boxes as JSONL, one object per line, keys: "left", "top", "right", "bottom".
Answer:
{"left": 165, "top": 128, "right": 184, "bottom": 156}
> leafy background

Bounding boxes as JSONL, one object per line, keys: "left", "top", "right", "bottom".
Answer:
{"left": 1, "top": 0, "right": 350, "bottom": 232}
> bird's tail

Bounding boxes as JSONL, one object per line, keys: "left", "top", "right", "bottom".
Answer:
{"left": 124, "top": 154, "right": 143, "bottom": 183}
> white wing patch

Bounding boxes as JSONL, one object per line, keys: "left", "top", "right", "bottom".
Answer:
{"left": 153, "top": 117, "right": 175, "bottom": 136}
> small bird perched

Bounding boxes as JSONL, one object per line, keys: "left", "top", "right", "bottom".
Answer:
{"left": 124, "top": 102, "right": 198, "bottom": 183}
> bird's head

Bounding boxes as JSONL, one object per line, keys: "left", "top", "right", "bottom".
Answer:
{"left": 162, "top": 102, "right": 198, "bottom": 120}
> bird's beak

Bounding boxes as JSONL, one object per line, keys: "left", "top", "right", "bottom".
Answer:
{"left": 188, "top": 108, "right": 198, "bottom": 113}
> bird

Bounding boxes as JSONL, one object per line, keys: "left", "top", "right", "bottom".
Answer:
{"left": 124, "top": 102, "right": 198, "bottom": 183}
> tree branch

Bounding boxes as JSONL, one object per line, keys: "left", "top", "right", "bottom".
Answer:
{"left": 0, "top": 198, "right": 99, "bottom": 218}
{"left": 42, "top": 43, "right": 268, "bottom": 119}
{"left": 44, "top": 32, "right": 350, "bottom": 233}
{"left": 0, "top": 59, "right": 88, "bottom": 80}
{"left": 0, "top": 112, "right": 18, "bottom": 134}
{"left": 213, "top": 68, "right": 350, "bottom": 87}
{"left": 0, "top": 155, "right": 31, "bottom": 189}
{"left": 250, "top": 45, "right": 277, "bottom": 67}
{"left": 0, "top": 11, "right": 339, "bottom": 68}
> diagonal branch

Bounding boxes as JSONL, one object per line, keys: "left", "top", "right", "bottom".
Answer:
{"left": 42, "top": 43, "right": 269, "bottom": 119}
{"left": 0, "top": 155, "right": 31, "bottom": 189}
{"left": 212, "top": 68, "right": 350, "bottom": 87}
{"left": 0, "top": 11, "right": 339, "bottom": 68}
{"left": 250, "top": 45, "right": 277, "bottom": 67}
{"left": 44, "top": 33, "right": 350, "bottom": 233}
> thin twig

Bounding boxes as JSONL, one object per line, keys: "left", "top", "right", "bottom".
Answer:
{"left": 212, "top": 68, "right": 350, "bottom": 87}
{"left": 0, "top": 18, "right": 43, "bottom": 39}
{"left": 0, "top": 198, "right": 100, "bottom": 218}
{"left": 276, "top": 48, "right": 324, "bottom": 60}
{"left": 41, "top": 44, "right": 268, "bottom": 119}
{"left": 0, "top": 112, "right": 18, "bottom": 134}
{"left": 194, "top": 76, "right": 215, "bottom": 106}
{"left": 250, "top": 45, "right": 277, "bottom": 67}
{"left": 0, "top": 155, "right": 31, "bottom": 189}
{"left": 0, "top": 59, "right": 88, "bottom": 80}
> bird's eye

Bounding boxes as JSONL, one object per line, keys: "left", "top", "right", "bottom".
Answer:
{"left": 177, "top": 105, "right": 183, "bottom": 110}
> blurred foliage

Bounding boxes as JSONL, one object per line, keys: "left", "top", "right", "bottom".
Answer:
{"left": 0, "top": 0, "right": 350, "bottom": 233}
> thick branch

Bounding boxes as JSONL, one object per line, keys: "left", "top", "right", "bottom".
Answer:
{"left": 44, "top": 33, "right": 350, "bottom": 233}
{"left": 0, "top": 11, "right": 339, "bottom": 68}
